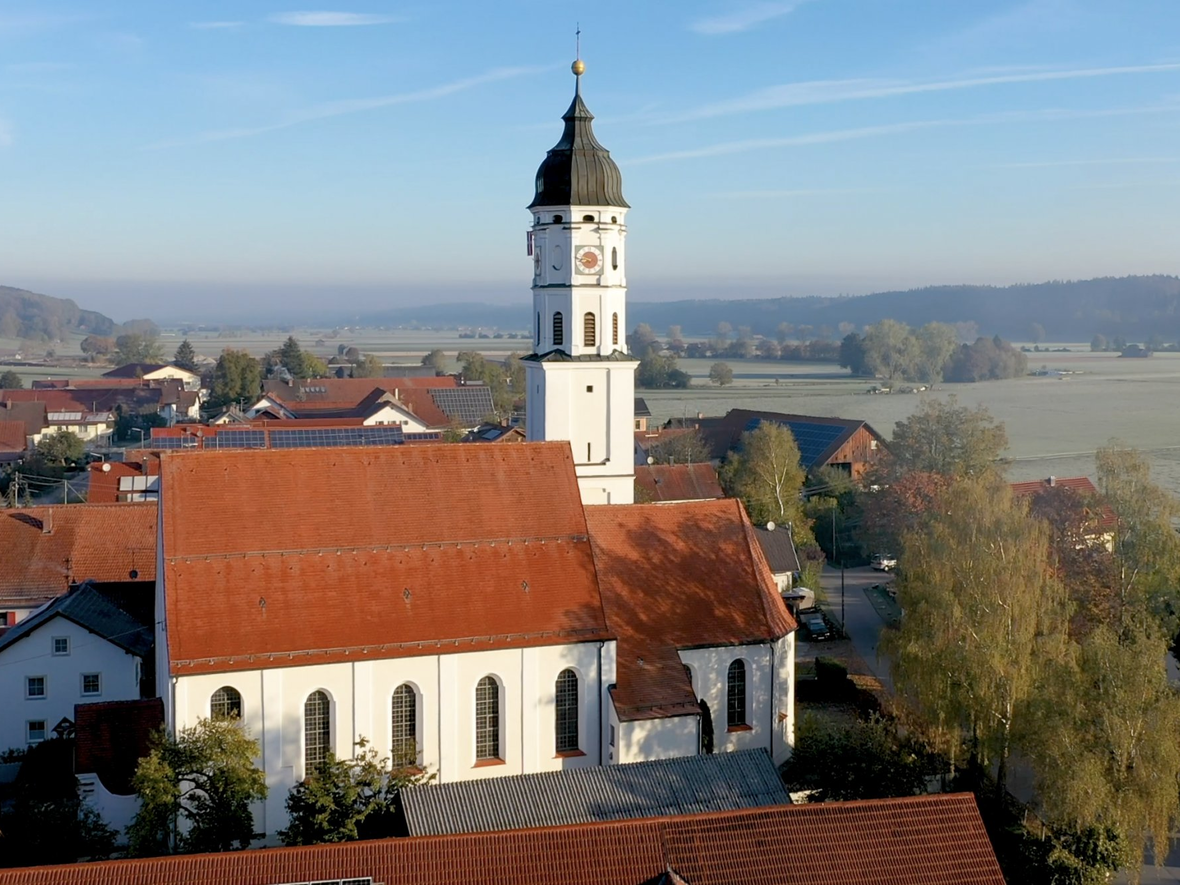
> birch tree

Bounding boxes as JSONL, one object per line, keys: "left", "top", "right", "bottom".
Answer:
{"left": 884, "top": 477, "right": 1069, "bottom": 792}
{"left": 720, "top": 421, "right": 807, "bottom": 529}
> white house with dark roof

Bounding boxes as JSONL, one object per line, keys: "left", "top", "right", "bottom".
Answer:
{"left": 0, "top": 584, "right": 151, "bottom": 753}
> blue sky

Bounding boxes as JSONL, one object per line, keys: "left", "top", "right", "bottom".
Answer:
{"left": 2, "top": 0, "right": 1179, "bottom": 321}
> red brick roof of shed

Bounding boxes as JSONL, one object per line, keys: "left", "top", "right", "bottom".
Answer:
{"left": 585, "top": 499, "right": 795, "bottom": 721}
{"left": 74, "top": 698, "right": 164, "bottom": 795}
{"left": 159, "top": 444, "right": 611, "bottom": 674}
{"left": 0, "top": 504, "right": 157, "bottom": 603}
{"left": 0, "top": 793, "right": 1005, "bottom": 885}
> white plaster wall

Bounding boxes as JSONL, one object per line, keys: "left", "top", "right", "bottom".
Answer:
{"left": 679, "top": 644, "right": 776, "bottom": 756}
{"left": 77, "top": 774, "right": 140, "bottom": 834}
{"left": 362, "top": 404, "right": 428, "bottom": 433}
{"left": 616, "top": 714, "right": 699, "bottom": 764}
{"left": 523, "top": 359, "right": 636, "bottom": 505}
{"left": 171, "top": 640, "right": 616, "bottom": 838}
{"left": 0, "top": 616, "right": 142, "bottom": 753}
{"left": 773, "top": 632, "right": 796, "bottom": 765}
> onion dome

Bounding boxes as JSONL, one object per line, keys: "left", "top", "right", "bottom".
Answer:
{"left": 528, "top": 61, "right": 628, "bottom": 209}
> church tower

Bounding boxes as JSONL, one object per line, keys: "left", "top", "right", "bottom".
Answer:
{"left": 524, "top": 58, "right": 637, "bottom": 505}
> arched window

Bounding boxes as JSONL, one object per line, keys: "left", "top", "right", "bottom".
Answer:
{"left": 391, "top": 684, "right": 417, "bottom": 766}
{"left": 553, "top": 214, "right": 563, "bottom": 223}
{"left": 211, "top": 686, "right": 242, "bottom": 720}
{"left": 611, "top": 215, "right": 618, "bottom": 223}
{"left": 727, "top": 660, "right": 747, "bottom": 728}
{"left": 582, "top": 214, "right": 595, "bottom": 222}
{"left": 553, "top": 312, "right": 564, "bottom": 347}
{"left": 535, "top": 312, "right": 540, "bottom": 347}
{"left": 583, "top": 312, "right": 596, "bottom": 347}
{"left": 611, "top": 246, "right": 618, "bottom": 270}
{"left": 555, "top": 669, "right": 579, "bottom": 753}
{"left": 475, "top": 676, "right": 500, "bottom": 761}
{"left": 304, "top": 690, "right": 331, "bottom": 774}
{"left": 612, "top": 313, "right": 619, "bottom": 346}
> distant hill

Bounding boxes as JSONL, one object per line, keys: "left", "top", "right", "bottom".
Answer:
{"left": 0, "top": 285, "right": 121, "bottom": 340}
{"left": 355, "top": 275, "right": 1180, "bottom": 343}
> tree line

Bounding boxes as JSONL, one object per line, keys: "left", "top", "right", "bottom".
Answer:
{"left": 839, "top": 320, "right": 1027, "bottom": 384}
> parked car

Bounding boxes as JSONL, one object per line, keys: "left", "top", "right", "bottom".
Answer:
{"left": 800, "top": 610, "right": 832, "bottom": 641}
{"left": 871, "top": 553, "right": 897, "bottom": 571}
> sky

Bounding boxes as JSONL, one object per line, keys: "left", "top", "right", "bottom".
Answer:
{"left": 2, "top": 0, "right": 1179, "bottom": 322}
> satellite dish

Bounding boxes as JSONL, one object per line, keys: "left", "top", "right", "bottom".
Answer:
{"left": 101, "top": 463, "right": 111, "bottom": 473}
{"left": 766, "top": 521, "right": 776, "bottom": 532}
{"left": 646, "top": 456, "right": 654, "bottom": 465}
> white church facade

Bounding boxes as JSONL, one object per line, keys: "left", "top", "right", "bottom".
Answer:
{"left": 151, "top": 61, "right": 796, "bottom": 842}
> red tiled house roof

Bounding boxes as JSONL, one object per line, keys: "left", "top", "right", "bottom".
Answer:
{"left": 263, "top": 375, "right": 458, "bottom": 402}
{"left": 634, "top": 463, "right": 724, "bottom": 502}
{"left": 159, "top": 444, "right": 611, "bottom": 675}
{"left": 1010, "top": 476, "right": 1117, "bottom": 530}
{"left": 0, "top": 419, "right": 27, "bottom": 452}
{"left": 585, "top": 500, "right": 796, "bottom": 721}
{"left": 0, "top": 504, "right": 157, "bottom": 605}
{"left": 0, "top": 793, "right": 1005, "bottom": 885}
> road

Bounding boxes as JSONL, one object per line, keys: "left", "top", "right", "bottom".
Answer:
{"left": 817, "top": 564, "right": 895, "bottom": 692}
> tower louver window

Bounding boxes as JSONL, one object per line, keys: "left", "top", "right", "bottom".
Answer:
{"left": 583, "top": 313, "right": 596, "bottom": 347}
{"left": 553, "top": 312, "right": 564, "bottom": 347}
{"left": 612, "top": 313, "right": 619, "bottom": 346}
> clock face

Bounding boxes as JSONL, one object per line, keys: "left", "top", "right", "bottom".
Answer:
{"left": 575, "top": 246, "right": 603, "bottom": 274}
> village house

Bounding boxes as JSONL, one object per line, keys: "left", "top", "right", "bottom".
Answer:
{"left": 101, "top": 362, "right": 202, "bottom": 392}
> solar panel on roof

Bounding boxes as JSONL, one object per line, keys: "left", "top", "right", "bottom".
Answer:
{"left": 210, "top": 430, "right": 266, "bottom": 449}
{"left": 149, "top": 436, "right": 188, "bottom": 449}
{"left": 429, "top": 387, "right": 495, "bottom": 425}
{"left": 267, "top": 426, "right": 405, "bottom": 448}
{"left": 743, "top": 418, "right": 848, "bottom": 469}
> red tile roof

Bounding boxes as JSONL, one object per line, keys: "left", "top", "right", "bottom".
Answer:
{"left": 586, "top": 499, "right": 796, "bottom": 721}
{"left": 634, "top": 464, "right": 724, "bottom": 502}
{"left": 0, "top": 419, "right": 26, "bottom": 451}
{"left": 74, "top": 698, "right": 163, "bottom": 794}
{"left": 1010, "top": 476, "right": 1116, "bottom": 530}
{"left": 86, "top": 458, "right": 160, "bottom": 504}
{"left": 0, "top": 504, "right": 157, "bottom": 604}
{"left": 159, "top": 444, "right": 610, "bottom": 674}
{"left": 0, "top": 793, "right": 1005, "bottom": 885}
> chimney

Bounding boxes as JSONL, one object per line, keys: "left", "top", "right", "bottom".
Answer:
{"left": 1048, "top": 476, "right": 1056, "bottom": 487}
{"left": 41, "top": 510, "right": 53, "bottom": 534}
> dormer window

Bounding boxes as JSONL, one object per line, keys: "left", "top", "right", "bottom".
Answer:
{"left": 553, "top": 214, "right": 563, "bottom": 224}
{"left": 582, "top": 214, "right": 595, "bottom": 222}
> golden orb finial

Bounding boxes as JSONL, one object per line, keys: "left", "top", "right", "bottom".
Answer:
{"left": 572, "top": 58, "right": 585, "bottom": 76}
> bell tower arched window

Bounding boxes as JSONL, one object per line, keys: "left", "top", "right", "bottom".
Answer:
{"left": 727, "top": 660, "right": 747, "bottom": 728}
{"left": 583, "top": 313, "right": 596, "bottom": 347}
{"left": 612, "top": 313, "right": 619, "bottom": 346}
{"left": 553, "top": 312, "right": 564, "bottom": 347}
{"left": 555, "top": 669, "right": 579, "bottom": 753}
{"left": 611, "top": 246, "right": 618, "bottom": 270}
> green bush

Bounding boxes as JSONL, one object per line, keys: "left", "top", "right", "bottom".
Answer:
{"left": 815, "top": 656, "right": 848, "bottom": 685}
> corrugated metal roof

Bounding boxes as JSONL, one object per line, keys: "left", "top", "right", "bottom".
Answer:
{"left": 400, "top": 749, "right": 788, "bottom": 837}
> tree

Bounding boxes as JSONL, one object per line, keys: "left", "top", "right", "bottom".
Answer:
{"left": 1024, "top": 624, "right": 1180, "bottom": 875}
{"left": 172, "top": 339, "right": 198, "bottom": 372}
{"left": 1091, "top": 334, "right": 1108, "bottom": 352}
{"left": 636, "top": 351, "right": 690, "bottom": 389}
{"left": 838, "top": 333, "right": 870, "bottom": 376}
{"left": 858, "top": 471, "right": 951, "bottom": 558}
{"left": 887, "top": 397, "right": 1008, "bottom": 479}
{"left": 884, "top": 477, "right": 1070, "bottom": 792}
{"left": 301, "top": 353, "right": 328, "bottom": 379}
{"left": 646, "top": 429, "right": 712, "bottom": 465}
{"left": 1096, "top": 444, "right": 1180, "bottom": 626}
{"left": 720, "top": 421, "right": 808, "bottom": 530}
{"left": 627, "top": 324, "right": 659, "bottom": 357}
{"left": 35, "top": 431, "right": 84, "bottom": 465}
{"left": 421, "top": 348, "right": 448, "bottom": 374}
{"left": 209, "top": 349, "right": 262, "bottom": 408}
{"left": 343, "top": 346, "right": 361, "bottom": 362}
{"left": 913, "top": 322, "right": 958, "bottom": 384}
{"left": 114, "top": 333, "right": 165, "bottom": 365}
{"left": 276, "top": 336, "right": 307, "bottom": 378}
{"left": 862, "top": 319, "right": 917, "bottom": 381}
{"left": 0, "top": 370, "right": 22, "bottom": 389}
{"left": 128, "top": 718, "right": 267, "bottom": 856}
{"left": 80, "top": 335, "right": 115, "bottom": 359}
{"left": 279, "top": 738, "right": 433, "bottom": 846}
{"left": 708, "top": 361, "right": 734, "bottom": 386}
{"left": 351, "top": 354, "right": 384, "bottom": 378}
{"left": 782, "top": 715, "right": 935, "bottom": 802}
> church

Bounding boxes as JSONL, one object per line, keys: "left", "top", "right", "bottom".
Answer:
{"left": 151, "top": 59, "right": 797, "bottom": 841}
